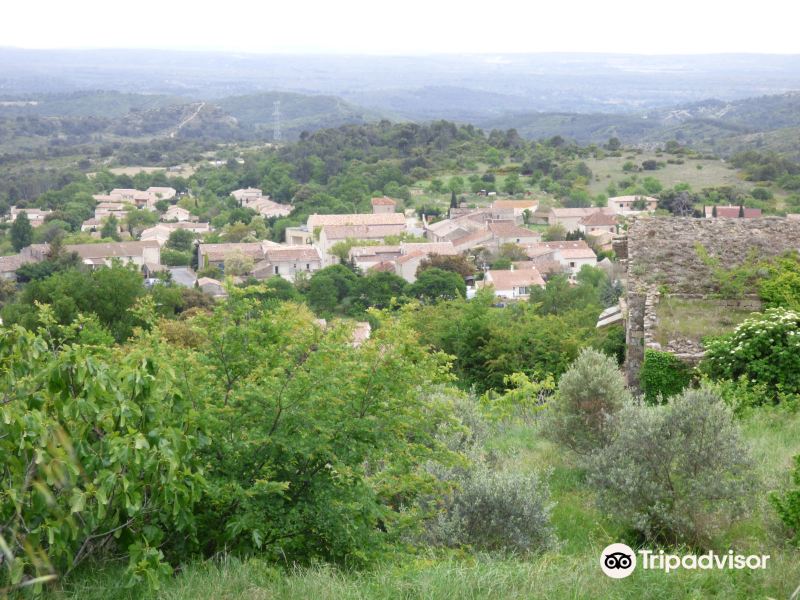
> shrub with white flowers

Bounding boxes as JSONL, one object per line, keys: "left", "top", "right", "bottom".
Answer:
{"left": 703, "top": 307, "right": 800, "bottom": 397}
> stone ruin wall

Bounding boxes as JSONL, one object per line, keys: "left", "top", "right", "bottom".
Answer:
{"left": 622, "top": 217, "right": 800, "bottom": 388}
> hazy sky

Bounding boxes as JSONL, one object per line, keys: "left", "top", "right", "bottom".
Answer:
{"left": 3, "top": 0, "right": 800, "bottom": 54}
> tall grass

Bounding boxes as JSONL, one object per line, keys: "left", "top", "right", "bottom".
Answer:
{"left": 48, "top": 405, "right": 800, "bottom": 599}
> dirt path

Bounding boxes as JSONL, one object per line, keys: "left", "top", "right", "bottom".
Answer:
{"left": 170, "top": 102, "right": 205, "bottom": 138}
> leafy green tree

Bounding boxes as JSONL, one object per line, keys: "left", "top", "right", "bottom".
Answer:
{"left": 353, "top": 271, "right": 408, "bottom": 311}
{"left": 771, "top": 454, "right": 800, "bottom": 545}
{"left": 485, "top": 148, "right": 504, "bottom": 167}
{"left": 2, "top": 262, "right": 145, "bottom": 342}
{"left": 166, "top": 228, "right": 196, "bottom": 253}
{"left": 703, "top": 307, "right": 800, "bottom": 399}
{"left": 186, "top": 298, "right": 459, "bottom": 562}
{"left": 429, "top": 179, "right": 445, "bottom": 194}
{"left": 409, "top": 268, "right": 466, "bottom": 303}
{"left": 502, "top": 173, "right": 523, "bottom": 195}
{"left": 0, "top": 315, "right": 204, "bottom": 587}
{"left": 306, "top": 264, "right": 359, "bottom": 316}
{"left": 10, "top": 211, "right": 33, "bottom": 251}
{"left": 124, "top": 209, "right": 159, "bottom": 237}
{"left": 542, "top": 224, "right": 566, "bottom": 241}
{"left": 447, "top": 177, "right": 465, "bottom": 195}
{"left": 100, "top": 214, "right": 121, "bottom": 241}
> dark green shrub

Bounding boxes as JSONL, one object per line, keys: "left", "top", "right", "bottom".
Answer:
{"left": 640, "top": 350, "right": 692, "bottom": 404}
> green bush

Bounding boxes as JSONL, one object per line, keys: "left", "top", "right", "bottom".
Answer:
{"left": 161, "top": 248, "right": 192, "bottom": 266}
{"left": 0, "top": 314, "right": 203, "bottom": 590}
{"left": 703, "top": 307, "right": 800, "bottom": 398}
{"left": 544, "top": 348, "right": 630, "bottom": 455}
{"left": 640, "top": 350, "right": 692, "bottom": 403}
{"left": 771, "top": 455, "right": 800, "bottom": 546}
{"left": 588, "top": 388, "right": 756, "bottom": 546}
{"left": 424, "top": 465, "right": 556, "bottom": 554}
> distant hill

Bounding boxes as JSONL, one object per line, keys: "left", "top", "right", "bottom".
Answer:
{"left": 477, "top": 112, "right": 659, "bottom": 144}
{"left": 0, "top": 89, "right": 387, "bottom": 153}
{"left": 216, "top": 92, "right": 386, "bottom": 139}
{"left": 0, "top": 91, "right": 183, "bottom": 118}
{"left": 480, "top": 92, "right": 800, "bottom": 158}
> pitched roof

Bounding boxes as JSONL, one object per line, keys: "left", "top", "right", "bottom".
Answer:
{"left": 371, "top": 196, "right": 397, "bottom": 206}
{"left": 400, "top": 242, "right": 457, "bottom": 256}
{"left": 538, "top": 240, "right": 592, "bottom": 251}
{"left": 368, "top": 260, "right": 397, "bottom": 272}
{"left": 580, "top": 212, "right": 619, "bottom": 226}
{"left": 198, "top": 242, "right": 275, "bottom": 262}
{"left": 550, "top": 207, "right": 616, "bottom": 219}
{"left": 264, "top": 246, "right": 321, "bottom": 262}
{"left": 559, "top": 247, "right": 597, "bottom": 260}
{"left": 451, "top": 230, "right": 493, "bottom": 249}
{"left": 348, "top": 245, "right": 402, "bottom": 258}
{"left": 197, "top": 277, "right": 223, "bottom": 287}
{"left": 322, "top": 224, "right": 405, "bottom": 240}
{"left": 308, "top": 213, "right": 405, "bottom": 228}
{"left": 488, "top": 222, "right": 539, "bottom": 238}
{"left": 484, "top": 268, "right": 546, "bottom": 289}
{"left": 146, "top": 187, "right": 177, "bottom": 198}
{"left": 66, "top": 240, "right": 159, "bottom": 259}
{"left": 491, "top": 199, "right": 538, "bottom": 209}
{"left": 395, "top": 251, "right": 426, "bottom": 265}
{"left": 0, "top": 253, "right": 34, "bottom": 273}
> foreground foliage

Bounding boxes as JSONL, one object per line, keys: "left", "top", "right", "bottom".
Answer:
{"left": 0, "top": 312, "right": 204, "bottom": 590}
{"left": 588, "top": 389, "right": 756, "bottom": 546}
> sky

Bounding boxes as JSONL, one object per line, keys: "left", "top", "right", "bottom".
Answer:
{"left": 3, "top": 0, "right": 800, "bottom": 55}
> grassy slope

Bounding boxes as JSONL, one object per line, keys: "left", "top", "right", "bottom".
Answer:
{"left": 584, "top": 154, "right": 753, "bottom": 196}
{"left": 53, "top": 409, "right": 800, "bottom": 600}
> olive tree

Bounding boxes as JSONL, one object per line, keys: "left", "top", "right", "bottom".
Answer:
{"left": 588, "top": 388, "right": 756, "bottom": 546}
{"left": 544, "top": 348, "right": 630, "bottom": 455}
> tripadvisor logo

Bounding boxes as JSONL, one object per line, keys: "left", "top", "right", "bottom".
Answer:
{"left": 600, "top": 543, "right": 770, "bottom": 578}
{"left": 600, "top": 543, "right": 636, "bottom": 578}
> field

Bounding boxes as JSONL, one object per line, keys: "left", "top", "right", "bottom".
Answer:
{"left": 51, "top": 408, "right": 800, "bottom": 600}
{"left": 584, "top": 153, "right": 753, "bottom": 196}
{"left": 104, "top": 165, "right": 196, "bottom": 178}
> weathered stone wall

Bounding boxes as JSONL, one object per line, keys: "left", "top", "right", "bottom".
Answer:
{"left": 622, "top": 216, "right": 800, "bottom": 386}
{"left": 625, "top": 292, "right": 646, "bottom": 389}
{"left": 627, "top": 217, "right": 800, "bottom": 295}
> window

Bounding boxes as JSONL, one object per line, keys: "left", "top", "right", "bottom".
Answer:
{"left": 306, "top": 263, "right": 310, "bottom": 271}
{"left": 518, "top": 286, "right": 528, "bottom": 295}
{"left": 570, "top": 262, "right": 576, "bottom": 268}
{"left": 274, "top": 266, "right": 279, "bottom": 274}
